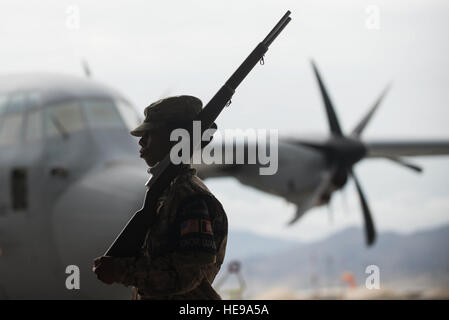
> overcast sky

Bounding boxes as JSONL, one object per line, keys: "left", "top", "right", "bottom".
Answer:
{"left": 1, "top": 0, "right": 448, "bottom": 242}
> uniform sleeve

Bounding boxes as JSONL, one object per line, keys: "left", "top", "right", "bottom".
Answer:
{"left": 114, "top": 196, "right": 217, "bottom": 297}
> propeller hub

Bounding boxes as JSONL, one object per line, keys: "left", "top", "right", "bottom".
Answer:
{"left": 327, "top": 137, "right": 367, "bottom": 167}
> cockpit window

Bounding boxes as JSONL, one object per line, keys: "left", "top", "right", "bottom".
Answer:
{"left": 0, "top": 113, "right": 23, "bottom": 146}
{"left": 82, "top": 98, "right": 124, "bottom": 129}
{"left": 45, "top": 100, "right": 85, "bottom": 137}
{"left": 5, "top": 92, "right": 27, "bottom": 113}
{"left": 115, "top": 99, "right": 142, "bottom": 131}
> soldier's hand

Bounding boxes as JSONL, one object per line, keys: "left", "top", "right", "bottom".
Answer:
{"left": 93, "top": 256, "right": 116, "bottom": 285}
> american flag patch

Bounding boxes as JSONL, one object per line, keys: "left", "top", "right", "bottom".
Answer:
{"left": 201, "top": 220, "right": 213, "bottom": 235}
{"left": 180, "top": 219, "right": 199, "bottom": 236}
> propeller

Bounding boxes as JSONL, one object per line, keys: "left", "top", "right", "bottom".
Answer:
{"left": 349, "top": 169, "right": 376, "bottom": 246}
{"left": 385, "top": 156, "right": 423, "bottom": 173}
{"left": 292, "top": 61, "right": 420, "bottom": 246}
{"left": 297, "top": 61, "right": 382, "bottom": 246}
{"left": 311, "top": 60, "right": 343, "bottom": 136}
{"left": 350, "top": 83, "right": 392, "bottom": 138}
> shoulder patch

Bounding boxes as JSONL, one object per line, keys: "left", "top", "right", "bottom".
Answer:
{"left": 177, "top": 197, "right": 217, "bottom": 254}
{"left": 180, "top": 219, "right": 199, "bottom": 236}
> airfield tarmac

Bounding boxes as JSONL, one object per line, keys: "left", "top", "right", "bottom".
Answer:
{"left": 251, "top": 286, "right": 449, "bottom": 300}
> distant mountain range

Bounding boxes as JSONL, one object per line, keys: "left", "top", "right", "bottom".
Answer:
{"left": 217, "top": 224, "right": 449, "bottom": 297}
{"left": 224, "top": 229, "right": 299, "bottom": 261}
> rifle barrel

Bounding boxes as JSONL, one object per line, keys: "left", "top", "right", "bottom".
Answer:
{"left": 265, "top": 17, "right": 291, "bottom": 47}
{"left": 262, "top": 10, "right": 291, "bottom": 45}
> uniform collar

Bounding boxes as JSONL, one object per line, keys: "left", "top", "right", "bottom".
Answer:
{"left": 146, "top": 163, "right": 195, "bottom": 188}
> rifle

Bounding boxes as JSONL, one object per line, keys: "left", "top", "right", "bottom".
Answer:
{"left": 105, "top": 11, "right": 291, "bottom": 257}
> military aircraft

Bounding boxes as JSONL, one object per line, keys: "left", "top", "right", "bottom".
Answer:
{"left": 0, "top": 63, "right": 448, "bottom": 299}
{"left": 0, "top": 73, "right": 147, "bottom": 299}
{"left": 195, "top": 61, "right": 449, "bottom": 247}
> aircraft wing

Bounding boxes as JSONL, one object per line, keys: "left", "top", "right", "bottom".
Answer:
{"left": 365, "top": 140, "right": 449, "bottom": 157}
{"left": 285, "top": 137, "right": 449, "bottom": 158}
{"left": 194, "top": 138, "right": 449, "bottom": 180}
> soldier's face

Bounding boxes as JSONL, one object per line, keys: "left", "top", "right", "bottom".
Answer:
{"left": 139, "top": 128, "right": 171, "bottom": 167}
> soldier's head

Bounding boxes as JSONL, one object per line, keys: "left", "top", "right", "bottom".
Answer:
{"left": 130, "top": 95, "right": 202, "bottom": 167}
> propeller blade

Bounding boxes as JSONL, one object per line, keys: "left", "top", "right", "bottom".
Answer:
{"left": 385, "top": 156, "right": 423, "bottom": 173}
{"left": 351, "top": 83, "right": 392, "bottom": 138}
{"left": 311, "top": 60, "right": 344, "bottom": 136}
{"left": 288, "top": 166, "right": 336, "bottom": 225}
{"left": 289, "top": 205, "right": 308, "bottom": 225}
{"left": 349, "top": 170, "right": 376, "bottom": 246}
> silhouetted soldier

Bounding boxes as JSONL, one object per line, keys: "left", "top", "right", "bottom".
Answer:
{"left": 93, "top": 95, "right": 228, "bottom": 299}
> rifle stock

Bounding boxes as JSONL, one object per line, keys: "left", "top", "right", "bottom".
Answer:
{"left": 105, "top": 11, "right": 291, "bottom": 257}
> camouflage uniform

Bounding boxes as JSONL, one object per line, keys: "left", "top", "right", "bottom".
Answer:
{"left": 114, "top": 96, "right": 228, "bottom": 299}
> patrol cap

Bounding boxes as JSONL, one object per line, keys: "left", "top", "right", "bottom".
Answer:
{"left": 130, "top": 95, "right": 202, "bottom": 137}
